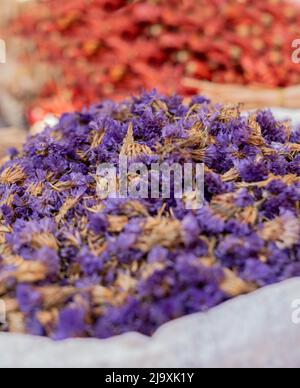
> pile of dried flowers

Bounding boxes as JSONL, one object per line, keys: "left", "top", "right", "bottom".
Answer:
{"left": 0, "top": 91, "right": 299, "bottom": 339}
{"left": 9, "top": 0, "right": 300, "bottom": 123}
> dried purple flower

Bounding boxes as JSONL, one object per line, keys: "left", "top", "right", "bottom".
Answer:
{"left": 55, "top": 307, "right": 87, "bottom": 340}
{"left": 16, "top": 285, "right": 41, "bottom": 314}
{"left": 0, "top": 91, "right": 299, "bottom": 340}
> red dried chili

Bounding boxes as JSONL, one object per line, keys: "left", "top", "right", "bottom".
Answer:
{"left": 7, "top": 0, "right": 300, "bottom": 122}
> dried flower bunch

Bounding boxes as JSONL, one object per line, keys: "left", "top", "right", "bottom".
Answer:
{"left": 9, "top": 0, "right": 300, "bottom": 122}
{"left": 0, "top": 91, "right": 299, "bottom": 339}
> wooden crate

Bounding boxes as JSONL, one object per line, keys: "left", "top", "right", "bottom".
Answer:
{"left": 183, "top": 79, "right": 300, "bottom": 110}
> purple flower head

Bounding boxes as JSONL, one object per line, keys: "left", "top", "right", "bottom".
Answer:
{"left": 216, "top": 233, "right": 264, "bottom": 266}
{"left": 237, "top": 158, "right": 269, "bottom": 183}
{"left": 55, "top": 307, "right": 87, "bottom": 340}
{"left": 77, "top": 248, "right": 103, "bottom": 277}
{"left": 182, "top": 214, "right": 200, "bottom": 247}
{"left": 162, "top": 121, "right": 188, "bottom": 140}
{"left": 148, "top": 246, "right": 169, "bottom": 263}
{"left": 196, "top": 207, "right": 225, "bottom": 234}
{"left": 256, "top": 110, "right": 287, "bottom": 144}
{"left": 239, "top": 259, "right": 273, "bottom": 286}
{"left": 291, "top": 127, "right": 300, "bottom": 143}
{"left": 235, "top": 189, "right": 254, "bottom": 207}
{"left": 1, "top": 204, "right": 14, "bottom": 224}
{"left": 16, "top": 285, "right": 41, "bottom": 314}
{"left": 7, "top": 148, "right": 19, "bottom": 158}
{"left": 88, "top": 214, "right": 108, "bottom": 235}
{"left": 33, "top": 247, "right": 60, "bottom": 276}
{"left": 191, "top": 96, "right": 210, "bottom": 105}
{"left": 266, "top": 180, "right": 287, "bottom": 195}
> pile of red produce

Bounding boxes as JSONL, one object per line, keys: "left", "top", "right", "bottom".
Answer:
{"left": 9, "top": 0, "right": 300, "bottom": 122}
